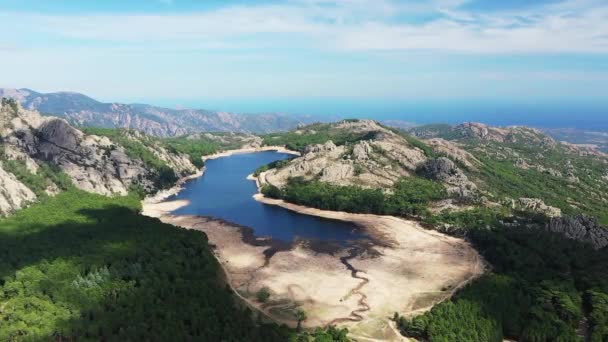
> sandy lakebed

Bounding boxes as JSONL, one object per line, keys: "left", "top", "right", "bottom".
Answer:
{"left": 142, "top": 147, "right": 485, "bottom": 342}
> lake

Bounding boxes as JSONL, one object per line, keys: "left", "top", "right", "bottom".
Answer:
{"left": 170, "top": 151, "right": 367, "bottom": 243}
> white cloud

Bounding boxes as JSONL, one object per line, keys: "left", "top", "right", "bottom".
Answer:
{"left": 1, "top": 0, "right": 606, "bottom": 54}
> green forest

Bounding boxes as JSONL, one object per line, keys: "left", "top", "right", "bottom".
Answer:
{"left": 0, "top": 190, "right": 349, "bottom": 341}
{"left": 164, "top": 133, "right": 247, "bottom": 168}
{"left": 396, "top": 214, "right": 608, "bottom": 341}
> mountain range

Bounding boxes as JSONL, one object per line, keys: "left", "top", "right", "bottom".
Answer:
{"left": 0, "top": 88, "right": 314, "bottom": 137}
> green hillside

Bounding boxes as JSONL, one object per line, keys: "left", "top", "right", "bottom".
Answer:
{"left": 0, "top": 190, "right": 348, "bottom": 341}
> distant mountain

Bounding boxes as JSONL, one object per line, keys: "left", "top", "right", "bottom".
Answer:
{"left": 0, "top": 88, "right": 313, "bottom": 137}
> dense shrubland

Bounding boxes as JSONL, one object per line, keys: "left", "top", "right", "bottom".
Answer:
{"left": 254, "top": 158, "right": 292, "bottom": 176}
{"left": 409, "top": 124, "right": 608, "bottom": 225}
{"left": 471, "top": 146, "right": 608, "bottom": 225}
{"left": 0, "top": 190, "right": 350, "bottom": 341}
{"left": 262, "top": 176, "right": 447, "bottom": 217}
{"left": 164, "top": 133, "right": 249, "bottom": 168}
{"left": 261, "top": 122, "right": 378, "bottom": 152}
{"left": 164, "top": 136, "right": 219, "bottom": 167}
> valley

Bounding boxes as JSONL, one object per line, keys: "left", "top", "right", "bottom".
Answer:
{"left": 1, "top": 99, "right": 607, "bottom": 341}
{"left": 3, "top": 2, "right": 606, "bottom": 341}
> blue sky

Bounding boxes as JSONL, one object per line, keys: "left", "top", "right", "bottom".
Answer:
{"left": 0, "top": 0, "right": 607, "bottom": 121}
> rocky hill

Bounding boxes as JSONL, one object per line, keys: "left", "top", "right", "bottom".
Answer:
{"left": 0, "top": 88, "right": 311, "bottom": 137}
{"left": 260, "top": 120, "right": 478, "bottom": 199}
{"left": 0, "top": 98, "right": 196, "bottom": 216}
{"left": 260, "top": 119, "right": 608, "bottom": 247}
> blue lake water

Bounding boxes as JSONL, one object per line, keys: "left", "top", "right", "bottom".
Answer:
{"left": 171, "top": 151, "right": 367, "bottom": 243}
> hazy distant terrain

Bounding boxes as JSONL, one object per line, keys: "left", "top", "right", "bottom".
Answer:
{"left": 543, "top": 128, "right": 608, "bottom": 152}
{"left": 0, "top": 88, "right": 314, "bottom": 137}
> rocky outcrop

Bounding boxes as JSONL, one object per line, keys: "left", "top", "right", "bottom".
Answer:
{"left": 426, "top": 138, "right": 480, "bottom": 170}
{"left": 352, "top": 141, "right": 372, "bottom": 160}
{"left": 261, "top": 120, "right": 483, "bottom": 199}
{"left": 0, "top": 164, "right": 37, "bottom": 215}
{"left": 546, "top": 215, "right": 608, "bottom": 250}
{"left": 453, "top": 122, "right": 511, "bottom": 142}
{"left": 513, "top": 198, "right": 562, "bottom": 217}
{"left": 304, "top": 141, "right": 338, "bottom": 154}
{"left": 263, "top": 121, "right": 426, "bottom": 189}
{"left": 418, "top": 157, "right": 477, "bottom": 199}
{"left": 0, "top": 100, "right": 196, "bottom": 215}
{"left": 515, "top": 157, "right": 563, "bottom": 177}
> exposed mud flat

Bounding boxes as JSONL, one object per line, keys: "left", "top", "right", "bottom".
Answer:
{"left": 144, "top": 198, "right": 483, "bottom": 341}
{"left": 252, "top": 195, "right": 485, "bottom": 340}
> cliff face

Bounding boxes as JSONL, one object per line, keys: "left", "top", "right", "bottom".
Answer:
{"left": 0, "top": 99, "right": 196, "bottom": 216}
{"left": 0, "top": 88, "right": 309, "bottom": 137}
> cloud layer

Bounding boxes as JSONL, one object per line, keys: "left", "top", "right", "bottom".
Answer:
{"left": 0, "top": 0, "right": 606, "bottom": 102}
{"left": 3, "top": 0, "right": 608, "bottom": 53}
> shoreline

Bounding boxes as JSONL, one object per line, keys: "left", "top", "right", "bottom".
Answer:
{"left": 142, "top": 145, "right": 300, "bottom": 217}
{"left": 142, "top": 149, "right": 485, "bottom": 341}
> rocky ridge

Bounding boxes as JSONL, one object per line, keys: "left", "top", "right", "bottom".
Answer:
{"left": 0, "top": 88, "right": 312, "bottom": 137}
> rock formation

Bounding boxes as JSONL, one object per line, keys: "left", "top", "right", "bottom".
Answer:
{"left": 417, "top": 157, "right": 477, "bottom": 199}
{"left": 514, "top": 198, "right": 562, "bottom": 217}
{"left": 547, "top": 215, "right": 608, "bottom": 250}
{"left": 0, "top": 99, "right": 196, "bottom": 215}
{"left": 0, "top": 163, "right": 37, "bottom": 216}
{"left": 262, "top": 120, "right": 430, "bottom": 189}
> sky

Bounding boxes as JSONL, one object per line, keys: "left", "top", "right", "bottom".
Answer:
{"left": 0, "top": 0, "right": 607, "bottom": 125}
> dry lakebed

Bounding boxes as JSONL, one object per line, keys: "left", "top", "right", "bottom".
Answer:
{"left": 142, "top": 148, "right": 484, "bottom": 341}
